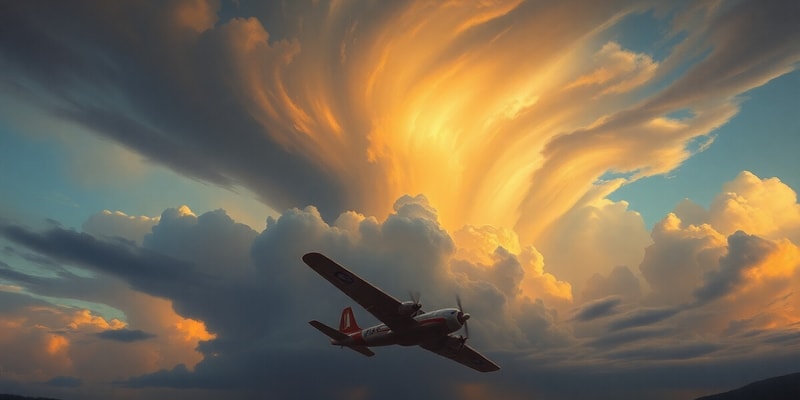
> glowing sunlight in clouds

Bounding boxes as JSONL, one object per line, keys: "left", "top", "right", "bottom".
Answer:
{"left": 213, "top": 0, "right": 790, "bottom": 248}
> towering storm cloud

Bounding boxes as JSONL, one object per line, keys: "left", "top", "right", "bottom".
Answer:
{"left": 3, "top": 1, "right": 798, "bottom": 242}
{"left": 1, "top": 1, "right": 800, "bottom": 399}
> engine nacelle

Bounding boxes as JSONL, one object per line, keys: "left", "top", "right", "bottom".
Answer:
{"left": 397, "top": 301, "right": 422, "bottom": 316}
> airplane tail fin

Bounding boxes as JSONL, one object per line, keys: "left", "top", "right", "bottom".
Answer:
{"left": 338, "top": 307, "right": 362, "bottom": 334}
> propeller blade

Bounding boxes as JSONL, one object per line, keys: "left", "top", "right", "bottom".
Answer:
{"left": 408, "top": 291, "right": 422, "bottom": 315}
{"left": 455, "top": 294, "right": 470, "bottom": 345}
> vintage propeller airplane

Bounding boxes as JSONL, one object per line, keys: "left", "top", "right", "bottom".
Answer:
{"left": 302, "top": 252, "right": 500, "bottom": 372}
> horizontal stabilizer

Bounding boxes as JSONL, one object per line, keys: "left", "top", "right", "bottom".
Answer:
{"left": 309, "top": 320, "right": 375, "bottom": 357}
{"left": 309, "top": 320, "right": 348, "bottom": 341}
{"left": 349, "top": 345, "right": 375, "bottom": 357}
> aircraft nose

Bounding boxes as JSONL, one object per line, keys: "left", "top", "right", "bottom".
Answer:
{"left": 457, "top": 311, "right": 471, "bottom": 324}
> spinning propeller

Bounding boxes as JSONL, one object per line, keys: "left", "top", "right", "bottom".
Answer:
{"left": 408, "top": 291, "right": 422, "bottom": 316}
{"left": 456, "top": 294, "right": 470, "bottom": 347}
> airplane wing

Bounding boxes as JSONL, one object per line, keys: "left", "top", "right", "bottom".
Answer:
{"left": 420, "top": 336, "right": 501, "bottom": 372}
{"left": 302, "top": 252, "right": 420, "bottom": 331}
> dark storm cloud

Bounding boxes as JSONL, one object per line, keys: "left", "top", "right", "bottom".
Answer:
{"left": 1, "top": 214, "right": 291, "bottom": 392}
{"left": 4, "top": 195, "right": 800, "bottom": 399}
{"left": 573, "top": 296, "right": 622, "bottom": 322}
{"left": 0, "top": 252, "right": 139, "bottom": 315}
{"left": 112, "top": 197, "right": 513, "bottom": 397}
{"left": 607, "top": 307, "right": 681, "bottom": 331}
{"left": 1, "top": 197, "right": 498, "bottom": 397}
{"left": 584, "top": 327, "right": 671, "bottom": 349}
{"left": 0, "top": 0, "right": 347, "bottom": 219}
{"left": 694, "top": 231, "right": 776, "bottom": 304}
{"left": 0, "top": 223, "right": 209, "bottom": 296}
{"left": 652, "top": 0, "right": 800, "bottom": 111}
{"left": 0, "top": 260, "right": 46, "bottom": 285}
{"left": 0, "top": 219, "right": 248, "bottom": 355}
{"left": 1, "top": 258, "right": 92, "bottom": 307}
{"left": 95, "top": 328, "right": 156, "bottom": 342}
{"left": 2, "top": 245, "right": 60, "bottom": 268}
{"left": 517, "top": 298, "right": 574, "bottom": 349}
{"left": 761, "top": 329, "right": 800, "bottom": 345}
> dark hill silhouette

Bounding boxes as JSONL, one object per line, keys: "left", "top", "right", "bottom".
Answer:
{"left": 696, "top": 372, "right": 800, "bottom": 400}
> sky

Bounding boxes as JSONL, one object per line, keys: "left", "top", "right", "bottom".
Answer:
{"left": 0, "top": 1, "right": 799, "bottom": 399}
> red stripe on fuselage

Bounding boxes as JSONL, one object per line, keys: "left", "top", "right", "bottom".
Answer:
{"left": 352, "top": 316, "right": 451, "bottom": 347}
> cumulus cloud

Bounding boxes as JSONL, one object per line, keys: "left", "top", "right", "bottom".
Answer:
{"left": 693, "top": 231, "right": 777, "bottom": 305}
{"left": 708, "top": 171, "right": 800, "bottom": 241}
{"left": 625, "top": 171, "right": 800, "bottom": 348}
{"left": 640, "top": 212, "right": 727, "bottom": 305}
{"left": 581, "top": 266, "right": 642, "bottom": 303}
{"left": 0, "top": 294, "right": 75, "bottom": 382}
{"left": 535, "top": 196, "right": 651, "bottom": 295}
{"left": 452, "top": 225, "right": 572, "bottom": 305}
{"left": 641, "top": 172, "right": 800, "bottom": 309}
{"left": 1, "top": 195, "right": 574, "bottom": 396}
{"left": 0, "top": 289, "right": 200, "bottom": 389}
{"left": 82, "top": 210, "right": 159, "bottom": 245}
{"left": 2, "top": 170, "right": 800, "bottom": 399}
{"left": 0, "top": 245, "right": 214, "bottom": 397}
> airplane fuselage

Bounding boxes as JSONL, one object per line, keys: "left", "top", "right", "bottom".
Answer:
{"left": 303, "top": 252, "right": 499, "bottom": 371}
{"left": 332, "top": 308, "right": 463, "bottom": 347}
